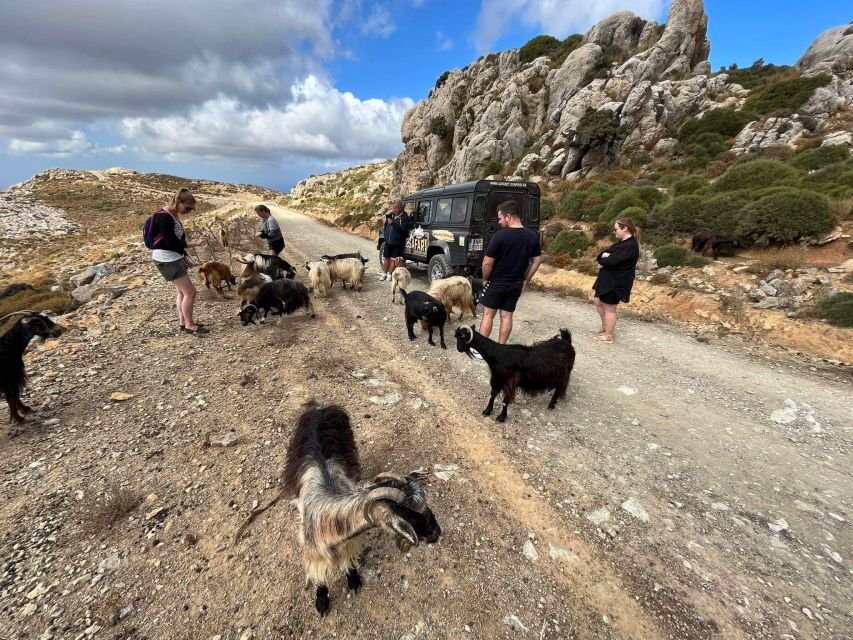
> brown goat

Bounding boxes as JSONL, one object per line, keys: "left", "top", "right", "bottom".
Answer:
{"left": 427, "top": 275, "right": 477, "bottom": 320}
{"left": 198, "top": 261, "right": 236, "bottom": 294}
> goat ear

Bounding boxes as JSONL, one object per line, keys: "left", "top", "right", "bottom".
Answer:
{"left": 385, "top": 514, "right": 418, "bottom": 548}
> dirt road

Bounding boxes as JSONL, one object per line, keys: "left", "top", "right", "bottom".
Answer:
{"left": 1, "top": 205, "right": 850, "bottom": 640}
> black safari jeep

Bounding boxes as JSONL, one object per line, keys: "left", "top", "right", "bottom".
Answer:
{"left": 388, "top": 180, "right": 541, "bottom": 282}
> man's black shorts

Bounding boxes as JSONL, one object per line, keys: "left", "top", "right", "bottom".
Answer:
{"left": 269, "top": 237, "right": 285, "bottom": 255}
{"left": 384, "top": 243, "right": 403, "bottom": 258}
{"left": 480, "top": 280, "right": 524, "bottom": 312}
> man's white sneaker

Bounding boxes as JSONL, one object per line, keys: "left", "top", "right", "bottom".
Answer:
{"left": 469, "top": 348, "right": 483, "bottom": 360}
{"left": 378, "top": 274, "right": 387, "bottom": 281}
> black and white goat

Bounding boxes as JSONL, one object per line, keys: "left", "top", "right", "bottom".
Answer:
{"left": 235, "top": 402, "right": 441, "bottom": 616}
{"left": 454, "top": 325, "right": 575, "bottom": 422}
{"left": 241, "top": 252, "right": 297, "bottom": 280}
{"left": 320, "top": 251, "right": 369, "bottom": 266}
{"left": 1, "top": 311, "right": 64, "bottom": 423}
{"left": 401, "top": 289, "right": 447, "bottom": 349}
{"left": 239, "top": 279, "right": 315, "bottom": 325}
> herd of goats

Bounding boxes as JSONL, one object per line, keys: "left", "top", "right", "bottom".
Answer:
{"left": 0, "top": 212, "right": 577, "bottom": 617}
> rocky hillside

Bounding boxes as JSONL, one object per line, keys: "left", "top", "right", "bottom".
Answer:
{"left": 0, "top": 167, "right": 281, "bottom": 282}
{"left": 285, "top": 161, "right": 393, "bottom": 236}
{"left": 392, "top": 0, "right": 851, "bottom": 194}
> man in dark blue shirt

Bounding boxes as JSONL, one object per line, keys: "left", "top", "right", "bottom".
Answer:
{"left": 478, "top": 200, "right": 542, "bottom": 346}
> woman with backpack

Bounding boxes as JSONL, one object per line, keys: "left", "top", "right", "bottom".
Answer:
{"left": 146, "top": 188, "right": 210, "bottom": 335}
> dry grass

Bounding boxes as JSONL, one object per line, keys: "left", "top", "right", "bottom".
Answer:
{"left": 648, "top": 273, "right": 671, "bottom": 285}
{"left": 746, "top": 246, "right": 806, "bottom": 274}
{"left": 82, "top": 485, "right": 141, "bottom": 534}
{"left": 830, "top": 195, "right": 853, "bottom": 221}
{"left": 0, "top": 289, "right": 73, "bottom": 318}
{"left": 572, "top": 257, "right": 600, "bottom": 276}
{"left": 718, "top": 291, "right": 748, "bottom": 324}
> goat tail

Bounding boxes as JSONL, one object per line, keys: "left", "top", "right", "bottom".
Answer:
{"left": 559, "top": 328, "right": 572, "bottom": 345}
{"left": 234, "top": 486, "right": 288, "bottom": 544}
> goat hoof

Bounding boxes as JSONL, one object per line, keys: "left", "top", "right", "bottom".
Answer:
{"left": 547, "top": 403, "right": 556, "bottom": 410}
{"left": 20, "top": 404, "right": 33, "bottom": 414}
{"left": 315, "top": 595, "right": 330, "bottom": 617}
{"left": 440, "top": 343, "right": 447, "bottom": 350}
{"left": 496, "top": 414, "right": 507, "bottom": 423}
{"left": 482, "top": 408, "right": 492, "bottom": 417}
{"left": 347, "top": 571, "right": 362, "bottom": 594}
{"left": 408, "top": 335, "right": 416, "bottom": 341}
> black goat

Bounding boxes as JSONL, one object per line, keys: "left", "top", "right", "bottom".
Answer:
{"left": 241, "top": 253, "right": 297, "bottom": 280}
{"left": 691, "top": 228, "right": 739, "bottom": 260}
{"left": 401, "top": 289, "right": 447, "bottom": 349}
{"left": 454, "top": 326, "right": 575, "bottom": 422}
{"left": 239, "top": 279, "right": 315, "bottom": 325}
{"left": 321, "top": 251, "right": 369, "bottom": 266}
{"left": 235, "top": 402, "right": 441, "bottom": 617}
{"left": 467, "top": 276, "right": 484, "bottom": 308}
{"left": 1, "top": 311, "right": 64, "bottom": 423}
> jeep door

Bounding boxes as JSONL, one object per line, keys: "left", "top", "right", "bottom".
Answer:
{"left": 404, "top": 198, "right": 432, "bottom": 263}
{"left": 484, "top": 191, "right": 529, "bottom": 247}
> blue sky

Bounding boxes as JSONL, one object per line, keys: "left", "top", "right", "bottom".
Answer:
{"left": 0, "top": 1, "right": 848, "bottom": 192}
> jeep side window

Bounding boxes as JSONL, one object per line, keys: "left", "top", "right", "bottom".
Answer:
{"left": 472, "top": 195, "right": 485, "bottom": 222}
{"left": 450, "top": 196, "right": 468, "bottom": 223}
{"left": 435, "top": 198, "right": 452, "bottom": 224}
{"left": 416, "top": 200, "right": 431, "bottom": 225}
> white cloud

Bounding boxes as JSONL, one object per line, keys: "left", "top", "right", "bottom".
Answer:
{"left": 473, "top": 0, "right": 667, "bottom": 53}
{"left": 362, "top": 5, "right": 396, "bottom": 38}
{"left": 436, "top": 31, "right": 454, "bottom": 51}
{"left": 9, "top": 131, "right": 124, "bottom": 158}
{"left": 0, "top": 0, "right": 414, "bottom": 168}
{"left": 120, "top": 76, "right": 413, "bottom": 163}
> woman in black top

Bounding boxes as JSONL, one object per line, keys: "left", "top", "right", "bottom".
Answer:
{"left": 592, "top": 218, "right": 640, "bottom": 343}
{"left": 150, "top": 188, "right": 209, "bottom": 335}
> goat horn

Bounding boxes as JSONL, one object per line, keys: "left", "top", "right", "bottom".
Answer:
{"left": 365, "top": 486, "right": 407, "bottom": 504}
{"left": 373, "top": 472, "right": 406, "bottom": 484}
{"left": 0, "top": 310, "right": 41, "bottom": 323}
{"left": 464, "top": 327, "right": 474, "bottom": 344}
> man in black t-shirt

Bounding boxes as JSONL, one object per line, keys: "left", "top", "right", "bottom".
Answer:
{"left": 477, "top": 200, "right": 542, "bottom": 346}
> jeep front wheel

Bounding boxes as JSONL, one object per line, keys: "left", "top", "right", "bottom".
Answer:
{"left": 428, "top": 254, "right": 452, "bottom": 282}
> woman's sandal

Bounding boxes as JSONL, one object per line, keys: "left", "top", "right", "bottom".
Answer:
{"left": 594, "top": 334, "right": 614, "bottom": 343}
{"left": 184, "top": 325, "right": 210, "bottom": 335}
{"left": 179, "top": 323, "right": 207, "bottom": 332}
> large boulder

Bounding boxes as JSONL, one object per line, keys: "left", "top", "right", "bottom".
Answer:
{"left": 797, "top": 23, "right": 853, "bottom": 74}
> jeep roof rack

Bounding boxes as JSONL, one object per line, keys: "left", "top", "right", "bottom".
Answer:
{"left": 404, "top": 179, "right": 541, "bottom": 200}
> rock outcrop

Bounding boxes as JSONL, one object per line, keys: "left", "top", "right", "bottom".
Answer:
{"left": 796, "top": 23, "right": 853, "bottom": 74}
{"left": 392, "top": 0, "right": 851, "bottom": 195}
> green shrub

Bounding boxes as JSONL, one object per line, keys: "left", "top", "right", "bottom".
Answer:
{"left": 720, "top": 61, "right": 798, "bottom": 91}
{"left": 801, "top": 160, "right": 853, "bottom": 193}
{"left": 743, "top": 75, "right": 832, "bottom": 116}
{"left": 553, "top": 34, "right": 584, "bottom": 66}
{"left": 434, "top": 71, "right": 451, "bottom": 90}
{"left": 653, "top": 244, "right": 691, "bottom": 267}
{"left": 598, "top": 186, "right": 665, "bottom": 222}
{"left": 672, "top": 175, "right": 709, "bottom": 196}
{"left": 519, "top": 35, "right": 562, "bottom": 63}
{"left": 693, "top": 132, "right": 729, "bottom": 155}
{"left": 789, "top": 145, "right": 850, "bottom": 171}
{"left": 711, "top": 159, "right": 798, "bottom": 192}
{"left": 695, "top": 190, "right": 754, "bottom": 238}
{"left": 615, "top": 205, "right": 648, "bottom": 227}
{"left": 678, "top": 109, "right": 757, "bottom": 143}
{"left": 575, "top": 109, "right": 621, "bottom": 148}
{"left": 659, "top": 195, "right": 705, "bottom": 232}
{"left": 482, "top": 160, "right": 504, "bottom": 177}
{"left": 560, "top": 186, "right": 616, "bottom": 221}
{"left": 540, "top": 197, "right": 556, "bottom": 220}
{"left": 819, "top": 292, "right": 853, "bottom": 328}
{"left": 549, "top": 229, "right": 590, "bottom": 257}
{"left": 430, "top": 115, "right": 448, "bottom": 137}
{"left": 736, "top": 188, "right": 833, "bottom": 246}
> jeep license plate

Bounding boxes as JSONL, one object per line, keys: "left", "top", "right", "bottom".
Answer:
{"left": 468, "top": 238, "right": 483, "bottom": 251}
